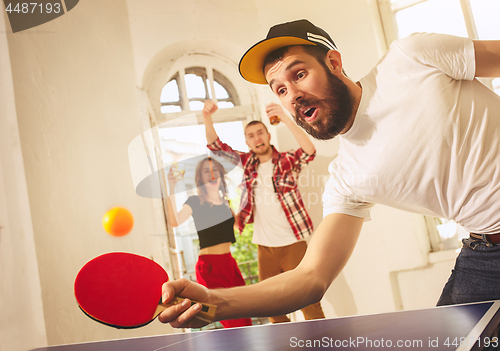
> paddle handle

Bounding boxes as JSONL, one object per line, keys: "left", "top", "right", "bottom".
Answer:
{"left": 154, "top": 296, "right": 217, "bottom": 323}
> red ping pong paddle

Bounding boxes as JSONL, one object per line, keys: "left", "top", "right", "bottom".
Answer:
{"left": 74, "top": 252, "right": 216, "bottom": 329}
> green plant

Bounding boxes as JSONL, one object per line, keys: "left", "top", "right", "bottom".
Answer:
{"left": 231, "top": 223, "right": 259, "bottom": 284}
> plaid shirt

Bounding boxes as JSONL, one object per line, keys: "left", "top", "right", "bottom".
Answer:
{"left": 208, "top": 138, "right": 316, "bottom": 241}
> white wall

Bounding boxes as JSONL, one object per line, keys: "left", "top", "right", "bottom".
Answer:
{"left": 1, "top": 0, "right": 456, "bottom": 349}
{"left": 3, "top": 0, "right": 174, "bottom": 348}
{"left": 0, "top": 11, "right": 47, "bottom": 351}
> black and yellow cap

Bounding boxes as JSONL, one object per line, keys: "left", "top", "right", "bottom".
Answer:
{"left": 239, "top": 19, "right": 338, "bottom": 85}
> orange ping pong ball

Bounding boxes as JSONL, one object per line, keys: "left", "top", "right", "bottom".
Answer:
{"left": 102, "top": 207, "right": 134, "bottom": 237}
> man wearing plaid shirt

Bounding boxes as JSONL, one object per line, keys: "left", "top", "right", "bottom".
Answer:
{"left": 202, "top": 100, "right": 325, "bottom": 323}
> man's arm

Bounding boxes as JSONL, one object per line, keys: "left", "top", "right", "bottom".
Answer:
{"left": 267, "top": 103, "right": 316, "bottom": 155}
{"left": 203, "top": 100, "right": 219, "bottom": 144}
{"left": 203, "top": 99, "right": 247, "bottom": 165}
{"left": 158, "top": 213, "right": 364, "bottom": 328}
{"left": 473, "top": 40, "right": 500, "bottom": 78}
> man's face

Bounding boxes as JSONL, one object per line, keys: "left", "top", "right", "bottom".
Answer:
{"left": 245, "top": 123, "right": 271, "bottom": 155}
{"left": 264, "top": 46, "right": 354, "bottom": 140}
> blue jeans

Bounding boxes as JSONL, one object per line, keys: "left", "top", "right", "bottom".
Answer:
{"left": 437, "top": 236, "right": 500, "bottom": 306}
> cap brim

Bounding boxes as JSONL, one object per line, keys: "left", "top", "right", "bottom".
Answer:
{"left": 239, "top": 36, "right": 315, "bottom": 85}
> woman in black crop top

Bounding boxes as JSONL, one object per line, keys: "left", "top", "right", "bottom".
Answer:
{"left": 166, "top": 157, "right": 252, "bottom": 329}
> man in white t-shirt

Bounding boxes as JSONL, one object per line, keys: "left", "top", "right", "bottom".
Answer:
{"left": 201, "top": 99, "right": 324, "bottom": 323}
{"left": 158, "top": 19, "right": 500, "bottom": 329}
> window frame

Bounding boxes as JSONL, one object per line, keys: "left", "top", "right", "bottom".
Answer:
{"left": 378, "top": 0, "right": 479, "bottom": 47}
{"left": 377, "top": 0, "right": 496, "bottom": 93}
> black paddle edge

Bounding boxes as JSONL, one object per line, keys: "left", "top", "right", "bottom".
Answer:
{"left": 77, "top": 303, "right": 155, "bottom": 329}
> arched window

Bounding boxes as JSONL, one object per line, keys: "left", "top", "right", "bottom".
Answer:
{"left": 144, "top": 52, "right": 259, "bottom": 283}
{"left": 161, "top": 67, "right": 240, "bottom": 113}
{"left": 153, "top": 52, "right": 256, "bottom": 127}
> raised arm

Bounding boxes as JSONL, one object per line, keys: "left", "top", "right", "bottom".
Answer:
{"left": 166, "top": 167, "right": 193, "bottom": 227}
{"left": 202, "top": 100, "right": 219, "bottom": 145}
{"left": 158, "top": 213, "right": 364, "bottom": 328}
{"left": 473, "top": 40, "right": 500, "bottom": 78}
{"left": 266, "top": 103, "right": 316, "bottom": 155}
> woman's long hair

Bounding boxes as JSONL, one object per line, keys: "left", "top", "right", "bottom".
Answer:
{"left": 194, "top": 157, "right": 230, "bottom": 206}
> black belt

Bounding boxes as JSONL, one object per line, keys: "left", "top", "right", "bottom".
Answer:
{"left": 470, "top": 233, "right": 500, "bottom": 244}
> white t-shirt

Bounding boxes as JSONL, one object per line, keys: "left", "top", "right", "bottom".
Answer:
{"left": 252, "top": 158, "right": 298, "bottom": 246}
{"left": 323, "top": 32, "right": 500, "bottom": 234}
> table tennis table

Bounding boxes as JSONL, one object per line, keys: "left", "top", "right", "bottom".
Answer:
{"left": 31, "top": 300, "right": 500, "bottom": 351}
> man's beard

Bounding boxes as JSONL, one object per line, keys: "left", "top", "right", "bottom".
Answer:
{"left": 294, "top": 69, "right": 354, "bottom": 140}
{"left": 253, "top": 143, "right": 271, "bottom": 155}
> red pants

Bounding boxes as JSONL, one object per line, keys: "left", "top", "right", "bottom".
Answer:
{"left": 195, "top": 253, "right": 252, "bottom": 328}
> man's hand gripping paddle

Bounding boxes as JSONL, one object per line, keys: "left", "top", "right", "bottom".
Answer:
{"left": 74, "top": 252, "right": 216, "bottom": 329}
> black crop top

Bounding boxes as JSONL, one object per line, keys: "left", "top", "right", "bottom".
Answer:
{"left": 185, "top": 196, "right": 236, "bottom": 249}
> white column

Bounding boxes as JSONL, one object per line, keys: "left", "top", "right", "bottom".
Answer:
{"left": 0, "top": 13, "right": 48, "bottom": 351}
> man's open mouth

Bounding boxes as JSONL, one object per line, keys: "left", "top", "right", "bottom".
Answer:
{"left": 256, "top": 143, "right": 265, "bottom": 148}
{"left": 303, "top": 107, "right": 317, "bottom": 122}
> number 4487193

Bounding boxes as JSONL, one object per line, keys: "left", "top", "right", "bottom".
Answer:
{"left": 5, "top": 2, "right": 61, "bottom": 14}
